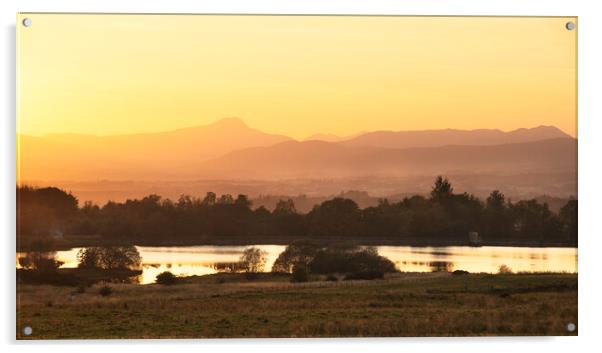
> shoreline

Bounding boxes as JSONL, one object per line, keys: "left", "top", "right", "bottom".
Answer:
{"left": 17, "top": 234, "right": 578, "bottom": 252}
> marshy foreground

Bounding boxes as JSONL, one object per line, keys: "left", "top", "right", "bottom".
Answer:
{"left": 17, "top": 272, "right": 577, "bottom": 338}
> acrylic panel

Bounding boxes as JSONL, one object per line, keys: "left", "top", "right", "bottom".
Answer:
{"left": 16, "top": 14, "right": 577, "bottom": 339}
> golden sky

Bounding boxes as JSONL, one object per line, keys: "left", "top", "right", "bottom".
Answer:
{"left": 17, "top": 14, "right": 577, "bottom": 139}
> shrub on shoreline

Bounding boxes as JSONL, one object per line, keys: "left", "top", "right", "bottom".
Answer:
{"left": 156, "top": 271, "right": 178, "bottom": 285}
{"left": 498, "top": 264, "right": 513, "bottom": 274}
{"left": 273, "top": 243, "right": 396, "bottom": 281}
{"left": 452, "top": 270, "right": 470, "bottom": 276}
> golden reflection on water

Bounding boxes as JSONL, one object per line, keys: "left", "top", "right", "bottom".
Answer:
{"left": 18, "top": 245, "right": 577, "bottom": 284}
{"left": 378, "top": 246, "right": 578, "bottom": 274}
{"left": 50, "top": 245, "right": 285, "bottom": 284}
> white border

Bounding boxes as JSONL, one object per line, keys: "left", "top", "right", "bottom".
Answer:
{"left": 2, "top": 1, "right": 601, "bottom": 352}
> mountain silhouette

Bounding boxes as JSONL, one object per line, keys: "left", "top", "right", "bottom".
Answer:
{"left": 18, "top": 117, "right": 292, "bottom": 181}
{"left": 201, "top": 137, "right": 576, "bottom": 179}
{"left": 340, "top": 126, "right": 571, "bottom": 149}
{"left": 18, "top": 118, "right": 575, "bottom": 182}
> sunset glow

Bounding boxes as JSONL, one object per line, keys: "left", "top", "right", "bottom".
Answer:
{"left": 17, "top": 14, "right": 576, "bottom": 139}
{"left": 16, "top": 15, "right": 579, "bottom": 339}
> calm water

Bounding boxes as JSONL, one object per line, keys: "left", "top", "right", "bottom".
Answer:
{"left": 18, "top": 245, "right": 577, "bottom": 284}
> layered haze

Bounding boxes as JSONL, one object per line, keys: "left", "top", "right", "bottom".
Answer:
{"left": 18, "top": 118, "right": 577, "bottom": 205}
{"left": 18, "top": 118, "right": 291, "bottom": 181}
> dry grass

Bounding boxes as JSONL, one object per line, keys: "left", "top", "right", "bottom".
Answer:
{"left": 16, "top": 272, "right": 577, "bottom": 339}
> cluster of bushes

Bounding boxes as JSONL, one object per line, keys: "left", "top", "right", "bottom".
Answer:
{"left": 17, "top": 177, "right": 578, "bottom": 245}
{"left": 207, "top": 243, "right": 395, "bottom": 282}
{"left": 272, "top": 242, "right": 397, "bottom": 282}
{"left": 155, "top": 271, "right": 179, "bottom": 285}
{"left": 17, "top": 245, "right": 143, "bottom": 286}
{"left": 18, "top": 251, "right": 64, "bottom": 272}
{"left": 76, "top": 246, "right": 142, "bottom": 270}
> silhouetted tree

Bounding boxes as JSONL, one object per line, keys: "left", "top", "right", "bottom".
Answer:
{"left": 156, "top": 271, "right": 178, "bottom": 285}
{"left": 444, "top": 193, "right": 483, "bottom": 238}
{"left": 239, "top": 247, "right": 267, "bottom": 273}
{"left": 176, "top": 195, "right": 194, "bottom": 209}
{"left": 17, "top": 184, "right": 577, "bottom": 247}
{"left": 274, "top": 199, "right": 297, "bottom": 215}
{"left": 308, "top": 198, "right": 361, "bottom": 236}
{"left": 234, "top": 194, "right": 250, "bottom": 207}
{"left": 430, "top": 176, "right": 453, "bottom": 202}
{"left": 76, "top": 246, "right": 102, "bottom": 268}
{"left": 405, "top": 197, "right": 449, "bottom": 238}
{"left": 482, "top": 190, "right": 513, "bottom": 240}
{"left": 17, "top": 203, "right": 56, "bottom": 236}
{"left": 272, "top": 241, "right": 320, "bottom": 273}
{"left": 487, "top": 190, "right": 505, "bottom": 209}
{"left": 362, "top": 199, "right": 411, "bottom": 237}
{"left": 251, "top": 206, "right": 274, "bottom": 235}
{"left": 559, "top": 199, "right": 577, "bottom": 244}
{"left": 309, "top": 245, "right": 396, "bottom": 276}
{"left": 217, "top": 194, "right": 234, "bottom": 205}
{"left": 510, "top": 200, "right": 561, "bottom": 242}
{"left": 18, "top": 251, "right": 63, "bottom": 272}
{"left": 72, "top": 201, "right": 101, "bottom": 235}
{"left": 272, "top": 199, "right": 307, "bottom": 236}
{"left": 202, "top": 192, "right": 216, "bottom": 207}
{"left": 77, "top": 246, "right": 141, "bottom": 270}
{"left": 17, "top": 186, "right": 78, "bottom": 236}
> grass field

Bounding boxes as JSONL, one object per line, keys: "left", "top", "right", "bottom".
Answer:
{"left": 16, "top": 272, "right": 577, "bottom": 339}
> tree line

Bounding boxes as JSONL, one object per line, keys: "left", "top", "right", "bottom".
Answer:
{"left": 17, "top": 177, "right": 577, "bottom": 246}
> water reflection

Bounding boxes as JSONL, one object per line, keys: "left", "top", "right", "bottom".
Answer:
{"left": 17, "top": 245, "right": 577, "bottom": 284}
{"left": 27, "top": 245, "right": 285, "bottom": 284}
{"left": 16, "top": 249, "right": 142, "bottom": 284}
{"left": 428, "top": 261, "right": 454, "bottom": 272}
{"left": 16, "top": 251, "right": 62, "bottom": 271}
{"left": 379, "top": 246, "right": 578, "bottom": 274}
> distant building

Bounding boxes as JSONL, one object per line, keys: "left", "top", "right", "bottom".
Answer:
{"left": 468, "top": 231, "right": 482, "bottom": 246}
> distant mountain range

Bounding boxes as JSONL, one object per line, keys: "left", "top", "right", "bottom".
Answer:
{"left": 303, "top": 126, "right": 569, "bottom": 146}
{"left": 201, "top": 138, "right": 576, "bottom": 179}
{"left": 338, "top": 125, "right": 571, "bottom": 149}
{"left": 18, "top": 117, "right": 576, "bottom": 182}
{"left": 18, "top": 117, "right": 291, "bottom": 180}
